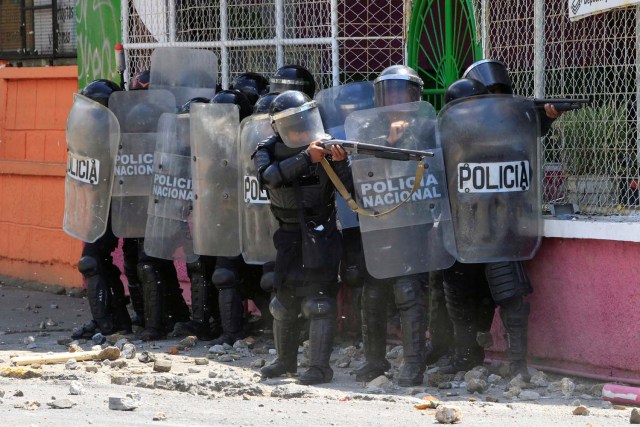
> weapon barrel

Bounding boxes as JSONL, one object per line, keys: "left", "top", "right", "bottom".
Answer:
{"left": 532, "top": 98, "right": 590, "bottom": 112}
{"left": 322, "top": 139, "right": 434, "bottom": 160}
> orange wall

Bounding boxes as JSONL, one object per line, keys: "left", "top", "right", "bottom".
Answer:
{"left": 0, "top": 66, "right": 82, "bottom": 287}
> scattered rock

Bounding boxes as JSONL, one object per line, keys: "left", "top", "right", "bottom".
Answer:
{"left": 498, "top": 364, "right": 511, "bottom": 378}
{"left": 335, "top": 356, "right": 351, "bottom": 368}
{"left": 218, "top": 355, "right": 234, "bottom": 363}
{"left": 167, "top": 347, "right": 179, "bottom": 355}
{"left": 47, "top": 399, "right": 76, "bottom": 409}
{"left": 590, "top": 383, "right": 605, "bottom": 397}
{"left": 68, "top": 343, "right": 83, "bottom": 353}
{"left": 57, "top": 338, "right": 73, "bottom": 346}
{"left": 386, "top": 346, "right": 403, "bottom": 360}
{"left": 14, "top": 400, "right": 40, "bottom": 410}
{"left": 69, "top": 381, "right": 83, "bottom": 395}
{"left": 122, "top": 343, "right": 136, "bottom": 359}
{"left": 250, "top": 359, "right": 266, "bottom": 369}
{"left": 108, "top": 396, "right": 138, "bottom": 411}
{"left": 153, "top": 360, "right": 172, "bottom": 373}
{"left": 1, "top": 367, "right": 41, "bottom": 379}
{"left": 114, "top": 338, "right": 129, "bottom": 350}
{"left": 85, "top": 366, "right": 99, "bottom": 373}
{"left": 194, "top": 358, "right": 209, "bottom": 366}
{"left": 64, "top": 359, "right": 78, "bottom": 370}
{"left": 366, "top": 375, "right": 394, "bottom": 393}
{"left": 464, "top": 366, "right": 489, "bottom": 383}
{"left": 177, "top": 336, "right": 197, "bottom": 350}
{"left": 572, "top": 405, "right": 589, "bottom": 416}
{"left": 503, "top": 387, "right": 521, "bottom": 399}
{"left": 270, "top": 385, "right": 307, "bottom": 399}
{"left": 530, "top": 371, "right": 549, "bottom": 388}
{"left": 560, "top": 378, "right": 575, "bottom": 397}
{"left": 487, "top": 374, "right": 502, "bottom": 384}
{"left": 26, "top": 343, "right": 38, "bottom": 349}
{"left": 188, "top": 368, "right": 200, "bottom": 374}
{"left": 111, "top": 375, "right": 128, "bottom": 386}
{"left": 614, "top": 405, "right": 627, "bottom": 410}
{"left": 106, "top": 334, "right": 127, "bottom": 346}
{"left": 631, "top": 408, "right": 640, "bottom": 424}
{"left": 571, "top": 399, "right": 581, "bottom": 406}
{"left": 138, "top": 351, "right": 156, "bottom": 363}
{"left": 209, "top": 345, "right": 226, "bottom": 355}
{"left": 485, "top": 396, "right": 499, "bottom": 403}
{"left": 435, "top": 406, "right": 462, "bottom": 424}
{"left": 519, "top": 390, "right": 540, "bottom": 401}
{"left": 233, "top": 339, "right": 248, "bottom": 349}
{"left": 0, "top": 389, "right": 4, "bottom": 398}
{"left": 91, "top": 345, "right": 102, "bottom": 352}
{"left": 153, "top": 412, "right": 167, "bottom": 421}
{"left": 14, "top": 390, "right": 24, "bottom": 397}
{"left": 438, "top": 382, "right": 453, "bottom": 390}
{"left": 466, "top": 379, "right": 488, "bottom": 394}
{"left": 453, "top": 371, "right": 466, "bottom": 382}
{"left": 508, "top": 374, "right": 527, "bottom": 390}
{"left": 110, "top": 360, "right": 127, "bottom": 369}
{"left": 268, "top": 349, "right": 277, "bottom": 355}
{"left": 23, "top": 336, "right": 35, "bottom": 345}
{"left": 340, "top": 346, "right": 359, "bottom": 358}
{"left": 45, "top": 318, "right": 58, "bottom": 327}
{"left": 601, "top": 401, "right": 613, "bottom": 409}
{"left": 92, "top": 333, "right": 105, "bottom": 345}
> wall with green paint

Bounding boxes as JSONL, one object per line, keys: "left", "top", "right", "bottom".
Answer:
{"left": 75, "top": 0, "right": 121, "bottom": 88}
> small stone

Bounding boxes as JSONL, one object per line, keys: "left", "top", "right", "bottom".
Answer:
{"left": 453, "top": 371, "right": 466, "bottom": 382}
{"left": 57, "top": 338, "right": 72, "bottom": 346}
{"left": 26, "top": 343, "right": 38, "bottom": 349}
{"left": 111, "top": 375, "right": 128, "bottom": 385}
{"left": 233, "top": 339, "right": 248, "bottom": 349}
{"left": 601, "top": 400, "right": 613, "bottom": 409}
{"left": 153, "top": 411, "right": 167, "bottom": 421}
{"left": 69, "top": 381, "right": 83, "bottom": 395}
{"left": 590, "top": 383, "right": 605, "bottom": 397}
{"left": 466, "top": 379, "right": 488, "bottom": 394}
{"left": 114, "top": 338, "right": 129, "bottom": 350}
{"left": 530, "top": 371, "right": 549, "bottom": 388}
{"left": 340, "top": 346, "right": 359, "bottom": 358}
{"left": 122, "top": 343, "right": 136, "bottom": 359}
{"left": 485, "top": 396, "right": 499, "bottom": 403}
{"left": 487, "top": 374, "right": 502, "bottom": 384}
{"left": 188, "top": 368, "right": 200, "bottom": 374}
{"left": 519, "top": 390, "right": 540, "bottom": 401}
{"left": 108, "top": 396, "right": 138, "bottom": 411}
{"left": 218, "top": 355, "right": 234, "bottom": 363}
{"left": 498, "top": 364, "right": 511, "bottom": 378}
{"left": 571, "top": 399, "right": 581, "bottom": 406}
{"left": 0, "top": 389, "right": 4, "bottom": 398}
{"left": 613, "top": 405, "right": 627, "bottom": 410}
{"left": 503, "top": 387, "right": 521, "bottom": 399}
{"left": 464, "top": 366, "right": 488, "bottom": 383}
{"left": 178, "top": 336, "right": 198, "bottom": 349}
{"left": 366, "top": 375, "right": 394, "bottom": 392}
{"left": 23, "top": 336, "right": 35, "bottom": 345}
{"left": 435, "top": 405, "right": 462, "bottom": 424}
{"left": 438, "top": 382, "right": 453, "bottom": 390}
{"left": 335, "top": 356, "right": 351, "bottom": 368}
{"left": 47, "top": 399, "right": 76, "bottom": 409}
{"left": 579, "top": 394, "right": 593, "bottom": 401}
{"left": 68, "top": 343, "right": 83, "bottom": 353}
{"left": 14, "top": 390, "right": 24, "bottom": 397}
{"left": 14, "top": 400, "right": 40, "bottom": 410}
{"left": 92, "top": 333, "right": 106, "bottom": 345}
{"left": 268, "top": 349, "right": 277, "bottom": 355}
{"left": 222, "top": 343, "right": 233, "bottom": 351}
{"left": 46, "top": 318, "right": 58, "bottom": 327}
{"left": 110, "top": 360, "right": 127, "bottom": 369}
{"left": 31, "top": 364, "right": 41, "bottom": 369}
{"left": 194, "top": 358, "right": 209, "bottom": 366}
{"left": 153, "top": 360, "right": 172, "bottom": 373}
{"left": 209, "top": 345, "right": 226, "bottom": 355}
{"left": 250, "top": 359, "right": 266, "bottom": 369}
{"left": 631, "top": 408, "right": 640, "bottom": 424}
{"left": 572, "top": 405, "right": 589, "bottom": 416}
{"left": 85, "top": 366, "right": 99, "bottom": 373}
{"left": 560, "top": 378, "right": 575, "bottom": 397}
{"left": 386, "top": 345, "right": 403, "bottom": 360}
{"left": 106, "top": 334, "right": 127, "bottom": 346}
{"left": 138, "top": 351, "right": 156, "bottom": 363}
{"left": 65, "top": 359, "right": 78, "bottom": 370}
{"left": 508, "top": 374, "right": 527, "bottom": 390}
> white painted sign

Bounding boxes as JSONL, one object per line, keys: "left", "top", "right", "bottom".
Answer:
{"left": 457, "top": 160, "right": 531, "bottom": 193}
{"left": 569, "top": 0, "right": 640, "bottom": 21}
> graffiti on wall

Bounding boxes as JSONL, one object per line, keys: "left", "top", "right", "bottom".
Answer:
{"left": 76, "top": 0, "right": 121, "bottom": 88}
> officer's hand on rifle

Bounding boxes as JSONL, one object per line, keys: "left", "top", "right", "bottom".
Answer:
{"left": 328, "top": 144, "right": 348, "bottom": 162}
{"left": 307, "top": 140, "right": 333, "bottom": 163}
{"left": 544, "top": 103, "right": 562, "bottom": 119}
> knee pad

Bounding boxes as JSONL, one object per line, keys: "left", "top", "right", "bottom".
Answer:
{"left": 485, "top": 262, "right": 532, "bottom": 305}
{"left": 212, "top": 268, "right": 236, "bottom": 290}
{"left": 269, "top": 296, "right": 297, "bottom": 321}
{"left": 342, "top": 265, "right": 361, "bottom": 288}
{"left": 137, "top": 263, "right": 159, "bottom": 284}
{"left": 186, "top": 259, "right": 204, "bottom": 278}
{"left": 301, "top": 296, "right": 337, "bottom": 320}
{"left": 260, "top": 271, "right": 275, "bottom": 292}
{"left": 393, "top": 277, "right": 425, "bottom": 310}
{"left": 78, "top": 256, "right": 99, "bottom": 277}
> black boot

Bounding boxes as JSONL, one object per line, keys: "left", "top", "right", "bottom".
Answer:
{"left": 138, "top": 263, "right": 165, "bottom": 341}
{"left": 161, "top": 262, "right": 191, "bottom": 328}
{"left": 395, "top": 278, "right": 427, "bottom": 386}
{"left": 108, "top": 281, "right": 133, "bottom": 334}
{"left": 425, "top": 271, "right": 453, "bottom": 365}
{"left": 500, "top": 298, "right": 530, "bottom": 381}
{"left": 78, "top": 256, "right": 114, "bottom": 334}
{"left": 173, "top": 259, "right": 216, "bottom": 340}
{"left": 210, "top": 287, "right": 245, "bottom": 345}
{"left": 123, "top": 238, "right": 144, "bottom": 327}
{"left": 261, "top": 318, "right": 298, "bottom": 378}
{"left": 298, "top": 316, "right": 335, "bottom": 385}
{"left": 351, "top": 283, "right": 390, "bottom": 382}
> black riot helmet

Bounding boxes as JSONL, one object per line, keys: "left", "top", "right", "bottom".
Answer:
{"left": 444, "top": 78, "right": 489, "bottom": 104}
{"left": 374, "top": 65, "right": 424, "bottom": 108}
{"left": 463, "top": 59, "right": 513, "bottom": 95}
{"left": 231, "top": 72, "right": 269, "bottom": 105}
{"left": 269, "top": 90, "right": 327, "bottom": 148}
{"left": 334, "top": 82, "right": 374, "bottom": 120}
{"left": 210, "top": 89, "right": 253, "bottom": 121}
{"left": 254, "top": 92, "right": 280, "bottom": 115}
{"left": 177, "top": 97, "right": 210, "bottom": 114}
{"left": 80, "top": 79, "right": 121, "bottom": 107}
{"left": 270, "top": 65, "right": 316, "bottom": 98}
{"left": 129, "top": 69, "right": 150, "bottom": 91}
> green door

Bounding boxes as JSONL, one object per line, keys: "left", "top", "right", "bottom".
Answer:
{"left": 407, "top": 0, "right": 482, "bottom": 110}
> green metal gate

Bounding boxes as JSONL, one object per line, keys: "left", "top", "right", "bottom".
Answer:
{"left": 407, "top": 0, "right": 482, "bottom": 110}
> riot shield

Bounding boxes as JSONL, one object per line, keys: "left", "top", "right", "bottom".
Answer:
{"left": 143, "top": 112, "right": 197, "bottom": 262}
{"left": 345, "top": 101, "right": 456, "bottom": 279}
{"left": 438, "top": 94, "right": 541, "bottom": 262}
{"left": 190, "top": 103, "right": 240, "bottom": 257}
{"left": 315, "top": 81, "right": 375, "bottom": 229}
{"left": 149, "top": 47, "right": 218, "bottom": 106}
{"left": 108, "top": 89, "right": 176, "bottom": 238}
{"left": 238, "top": 113, "right": 279, "bottom": 264}
{"left": 63, "top": 94, "right": 120, "bottom": 243}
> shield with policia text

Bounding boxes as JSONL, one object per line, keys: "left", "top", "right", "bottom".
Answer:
{"left": 238, "top": 113, "right": 279, "bottom": 264}
{"left": 437, "top": 94, "right": 542, "bottom": 263}
{"left": 315, "top": 81, "right": 374, "bottom": 229}
{"left": 63, "top": 94, "right": 120, "bottom": 243}
{"left": 149, "top": 47, "right": 218, "bottom": 107}
{"left": 143, "top": 112, "right": 197, "bottom": 262}
{"left": 108, "top": 89, "right": 176, "bottom": 237}
{"left": 345, "top": 101, "right": 456, "bottom": 279}
{"left": 190, "top": 103, "right": 241, "bottom": 257}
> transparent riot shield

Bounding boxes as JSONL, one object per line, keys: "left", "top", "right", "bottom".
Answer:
{"left": 239, "top": 113, "right": 279, "bottom": 264}
{"left": 149, "top": 47, "right": 218, "bottom": 106}
{"left": 144, "top": 113, "right": 197, "bottom": 262}
{"left": 63, "top": 94, "right": 120, "bottom": 243}
{"left": 438, "top": 94, "right": 542, "bottom": 262}
{"left": 190, "top": 103, "right": 240, "bottom": 257}
{"left": 108, "top": 89, "right": 176, "bottom": 238}
{"left": 345, "top": 101, "right": 456, "bottom": 279}
{"left": 315, "top": 81, "right": 375, "bottom": 229}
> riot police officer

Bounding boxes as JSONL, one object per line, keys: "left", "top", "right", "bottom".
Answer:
{"left": 71, "top": 79, "right": 132, "bottom": 338}
{"left": 231, "top": 72, "right": 270, "bottom": 105}
{"left": 269, "top": 65, "right": 316, "bottom": 98}
{"left": 254, "top": 90, "right": 350, "bottom": 385}
{"left": 350, "top": 65, "right": 430, "bottom": 387}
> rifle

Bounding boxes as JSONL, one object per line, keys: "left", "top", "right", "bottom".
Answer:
{"left": 532, "top": 98, "right": 590, "bottom": 112}
{"left": 321, "top": 139, "right": 434, "bottom": 161}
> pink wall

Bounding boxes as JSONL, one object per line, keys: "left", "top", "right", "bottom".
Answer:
{"left": 489, "top": 237, "right": 640, "bottom": 382}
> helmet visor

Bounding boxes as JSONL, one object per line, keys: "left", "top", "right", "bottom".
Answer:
{"left": 274, "top": 103, "right": 327, "bottom": 148}
{"left": 270, "top": 79, "right": 308, "bottom": 94}
{"left": 374, "top": 79, "right": 422, "bottom": 107}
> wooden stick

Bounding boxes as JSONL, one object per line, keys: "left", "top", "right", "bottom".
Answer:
{"left": 11, "top": 347, "right": 120, "bottom": 366}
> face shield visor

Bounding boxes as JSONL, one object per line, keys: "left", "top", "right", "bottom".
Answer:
{"left": 373, "top": 75, "right": 423, "bottom": 107}
{"left": 270, "top": 78, "right": 308, "bottom": 94}
{"left": 271, "top": 101, "right": 327, "bottom": 148}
